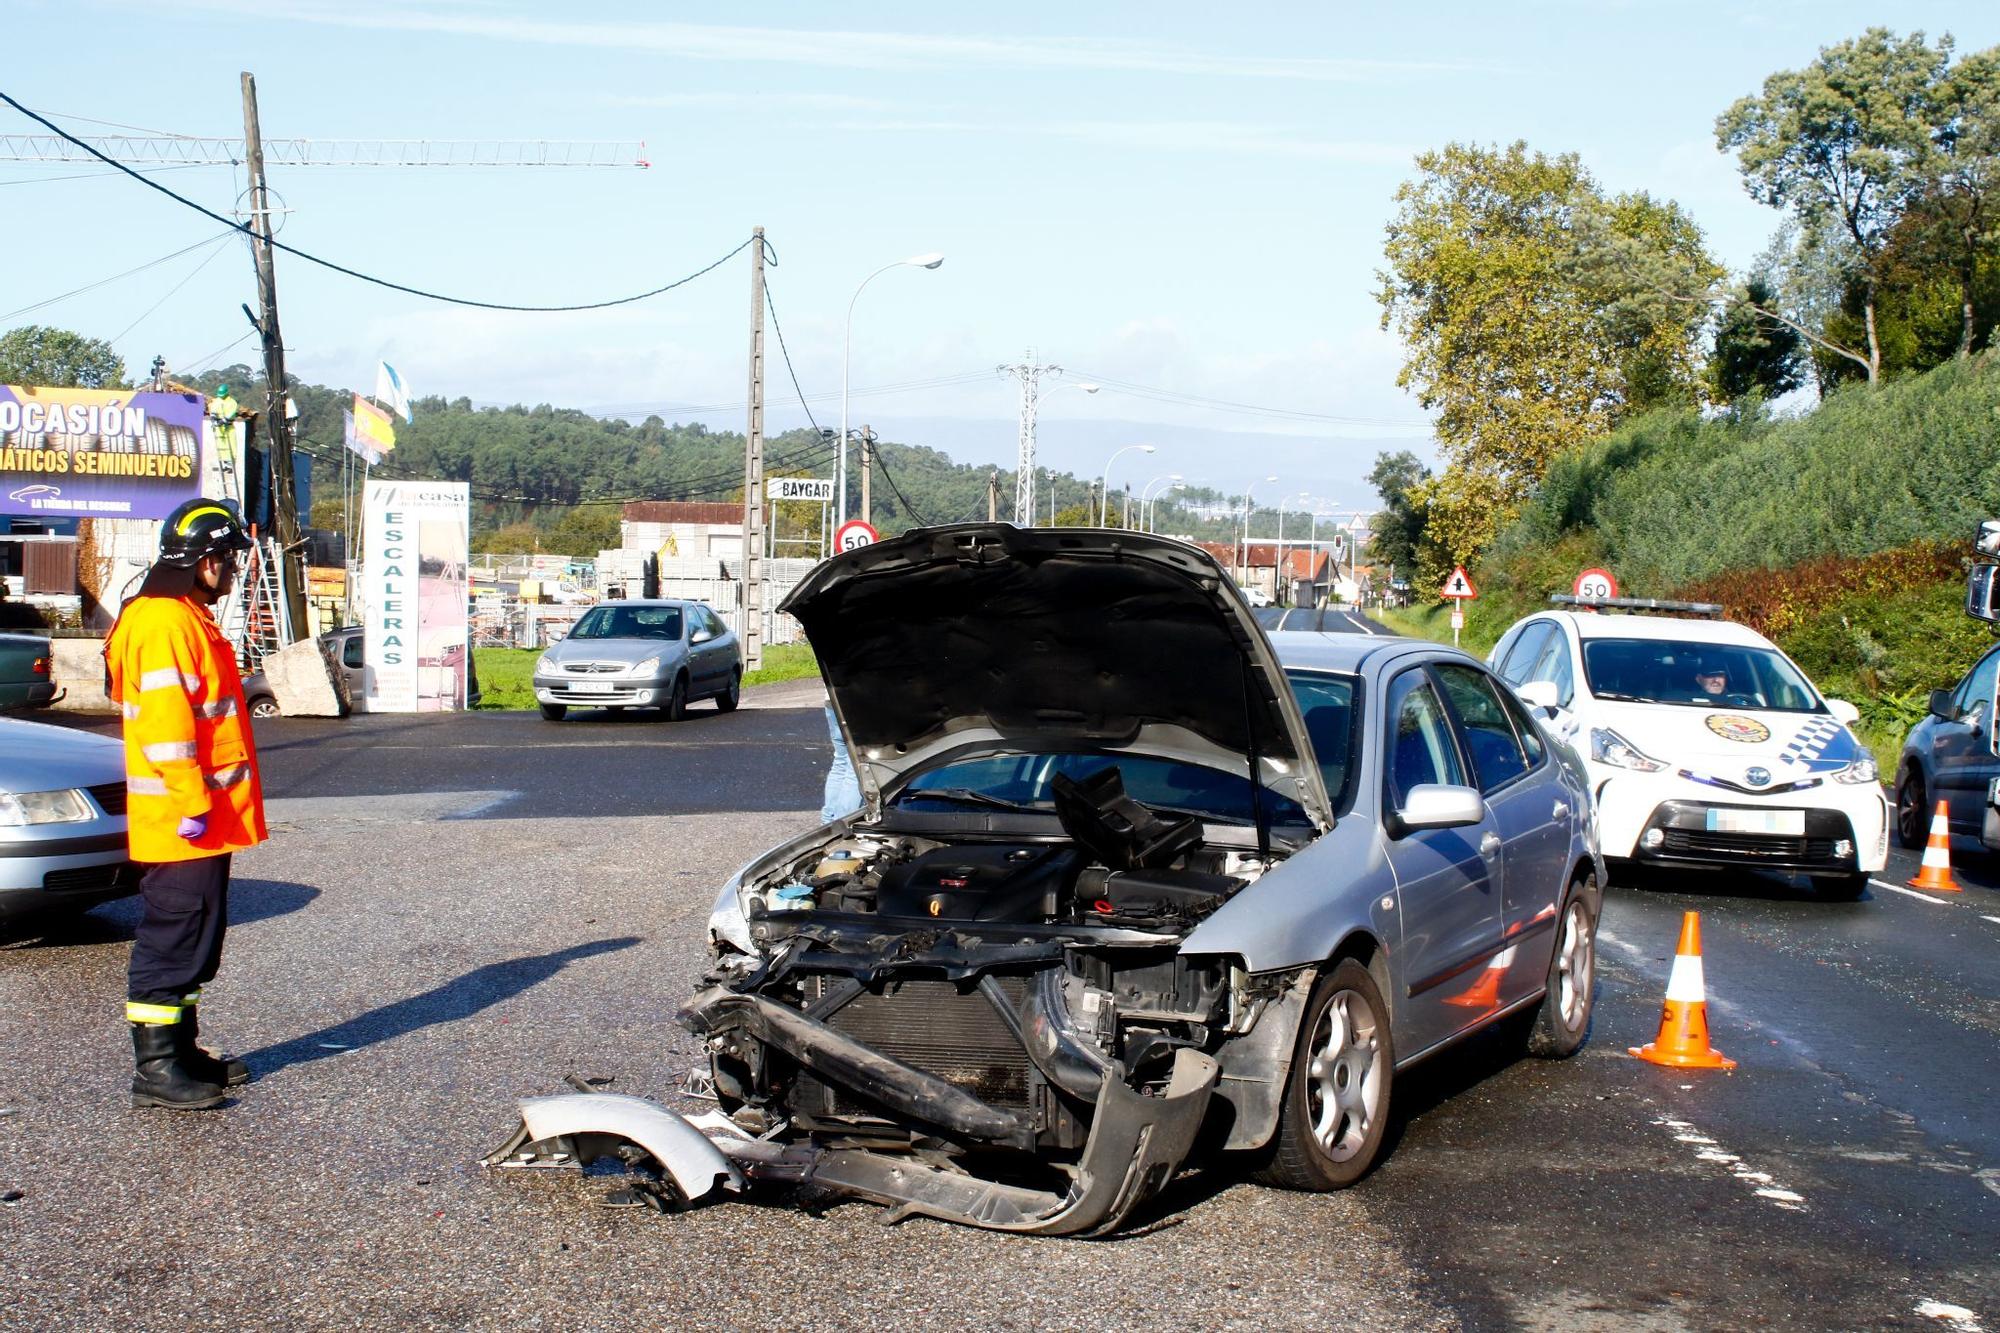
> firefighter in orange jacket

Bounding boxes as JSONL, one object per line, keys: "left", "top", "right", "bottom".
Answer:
{"left": 105, "top": 499, "right": 268, "bottom": 1109}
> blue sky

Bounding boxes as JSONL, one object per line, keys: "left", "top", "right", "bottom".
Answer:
{"left": 5, "top": 2, "right": 1996, "bottom": 505}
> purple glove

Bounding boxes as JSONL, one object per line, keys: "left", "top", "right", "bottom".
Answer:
{"left": 177, "top": 814, "right": 208, "bottom": 840}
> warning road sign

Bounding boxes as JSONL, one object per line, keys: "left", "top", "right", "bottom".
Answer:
{"left": 1440, "top": 566, "right": 1478, "bottom": 600}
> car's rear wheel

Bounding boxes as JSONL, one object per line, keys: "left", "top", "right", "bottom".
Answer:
{"left": 1895, "top": 767, "right": 1929, "bottom": 849}
{"left": 1525, "top": 882, "right": 1597, "bottom": 1058}
{"left": 538, "top": 703, "right": 566, "bottom": 722}
{"left": 1255, "top": 958, "right": 1393, "bottom": 1191}
{"left": 247, "top": 693, "right": 281, "bottom": 719}
{"left": 715, "top": 669, "right": 741, "bottom": 713}
{"left": 660, "top": 674, "right": 687, "bottom": 722}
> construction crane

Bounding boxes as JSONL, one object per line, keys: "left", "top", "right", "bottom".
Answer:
{"left": 0, "top": 134, "right": 649, "bottom": 168}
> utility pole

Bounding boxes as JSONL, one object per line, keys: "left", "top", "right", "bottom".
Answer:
{"left": 858, "top": 426, "right": 875, "bottom": 527}
{"left": 987, "top": 470, "right": 999, "bottom": 522}
{"left": 239, "top": 72, "right": 308, "bottom": 641}
{"left": 997, "top": 352, "right": 1061, "bottom": 524}
{"left": 740, "top": 226, "right": 765, "bottom": 672}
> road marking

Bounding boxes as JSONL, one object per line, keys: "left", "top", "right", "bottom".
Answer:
{"left": 1984, "top": 916, "right": 2000, "bottom": 927}
{"left": 1916, "top": 1299, "right": 1984, "bottom": 1331}
{"left": 1653, "top": 1116, "right": 1808, "bottom": 1212}
{"left": 1871, "top": 878, "right": 1953, "bottom": 906}
{"left": 1342, "top": 612, "right": 1381, "bottom": 636}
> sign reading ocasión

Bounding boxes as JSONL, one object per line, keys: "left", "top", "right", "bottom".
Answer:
{"left": 363, "top": 480, "right": 471, "bottom": 714}
{"left": 0, "top": 385, "right": 205, "bottom": 519}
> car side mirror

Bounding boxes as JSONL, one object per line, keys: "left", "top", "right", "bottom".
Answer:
{"left": 1514, "top": 679, "right": 1560, "bottom": 711}
{"left": 1391, "top": 783, "right": 1486, "bottom": 836}
{"left": 1929, "top": 688, "right": 1962, "bottom": 721}
{"left": 690, "top": 628, "right": 714, "bottom": 645}
{"left": 1825, "top": 698, "right": 1860, "bottom": 726}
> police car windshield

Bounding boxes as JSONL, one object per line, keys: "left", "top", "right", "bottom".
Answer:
{"left": 1581, "top": 638, "right": 1822, "bottom": 712}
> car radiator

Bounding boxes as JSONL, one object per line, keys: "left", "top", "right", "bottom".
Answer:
{"left": 794, "top": 974, "right": 1036, "bottom": 1117}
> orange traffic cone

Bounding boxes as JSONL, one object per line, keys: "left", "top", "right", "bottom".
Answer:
{"left": 1630, "top": 911, "right": 1735, "bottom": 1070}
{"left": 1445, "top": 946, "right": 1512, "bottom": 1009}
{"left": 1907, "top": 800, "right": 1961, "bottom": 893}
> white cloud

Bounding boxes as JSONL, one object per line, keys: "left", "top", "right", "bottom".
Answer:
{"left": 162, "top": 1, "right": 1493, "bottom": 82}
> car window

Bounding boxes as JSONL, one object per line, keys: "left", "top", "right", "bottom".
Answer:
{"left": 704, "top": 606, "right": 728, "bottom": 638}
{"left": 1579, "top": 637, "right": 1821, "bottom": 712}
{"left": 1432, "top": 663, "right": 1531, "bottom": 792}
{"left": 1953, "top": 646, "right": 2000, "bottom": 717}
{"left": 570, "top": 605, "right": 684, "bottom": 641}
{"left": 1495, "top": 684, "right": 1547, "bottom": 767}
{"left": 1284, "top": 669, "right": 1359, "bottom": 811}
{"left": 1527, "top": 630, "right": 1575, "bottom": 706}
{"left": 341, "top": 635, "right": 364, "bottom": 669}
{"left": 1385, "top": 669, "right": 1467, "bottom": 809}
{"left": 899, "top": 753, "right": 1310, "bottom": 827}
{"left": 1497, "top": 621, "right": 1553, "bottom": 684}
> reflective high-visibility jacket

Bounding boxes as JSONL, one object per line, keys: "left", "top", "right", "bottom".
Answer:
{"left": 105, "top": 595, "right": 267, "bottom": 864}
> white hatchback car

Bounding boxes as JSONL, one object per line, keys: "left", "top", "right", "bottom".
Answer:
{"left": 1489, "top": 609, "right": 1888, "bottom": 898}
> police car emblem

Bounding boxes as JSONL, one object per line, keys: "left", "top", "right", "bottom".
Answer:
{"left": 1705, "top": 714, "right": 1771, "bottom": 743}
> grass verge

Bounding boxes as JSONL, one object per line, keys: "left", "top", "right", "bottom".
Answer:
{"left": 473, "top": 641, "right": 819, "bottom": 711}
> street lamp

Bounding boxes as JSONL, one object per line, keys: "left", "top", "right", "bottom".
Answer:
{"left": 1147, "top": 482, "right": 1185, "bottom": 533}
{"left": 840, "top": 251, "right": 944, "bottom": 527}
{"left": 1138, "top": 473, "right": 1181, "bottom": 533}
{"left": 1239, "top": 475, "right": 1278, "bottom": 585}
{"left": 1032, "top": 381, "right": 1098, "bottom": 525}
{"left": 1100, "top": 444, "right": 1156, "bottom": 526}
{"left": 1275, "top": 491, "right": 1310, "bottom": 605}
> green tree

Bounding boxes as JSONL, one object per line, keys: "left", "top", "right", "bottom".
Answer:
{"left": 1364, "top": 449, "right": 1430, "bottom": 576}
{"left": 1912, "top": 44, "right": 2000, "bottom": 357}
{"left": 0, "top": 325, "right": 126, "bottom": 388}
{"left": 1709, "top": 276, "right": 1805, "bottom": 403}
{"left": 1717, "top": 28, "right": 1950, "bottom": 382}
{"left": 1377, "top": 142, "right": 1719, "bottom": 511}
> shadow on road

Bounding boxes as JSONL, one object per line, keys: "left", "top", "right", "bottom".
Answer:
{"left": 240, "top": 935, "right": 641, "bottom": 1076}
{"left": 0, "top": 877, "right": 321, "bottom": 950}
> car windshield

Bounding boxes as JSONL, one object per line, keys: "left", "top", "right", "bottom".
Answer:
{"left": 568, "top": 605, "right": 683, "bottom": 641}
{"left": 1581, "top": 637, "right": 1822, "bottom": 712}
{"left": 898, "top": 754, "right": 1311, "bottom": 826}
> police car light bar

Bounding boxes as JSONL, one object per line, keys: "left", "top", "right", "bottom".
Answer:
{"left": 1549, "top": 594, "right": 1724, "bottom": 617}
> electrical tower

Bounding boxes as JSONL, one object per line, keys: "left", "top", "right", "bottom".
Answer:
{"left": 997, "top": 352, "right": 1062, "bottom": 526}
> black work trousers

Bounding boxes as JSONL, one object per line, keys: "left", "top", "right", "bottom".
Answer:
{"left": 127, "top": 854, "right": 232, "bottom": 1006}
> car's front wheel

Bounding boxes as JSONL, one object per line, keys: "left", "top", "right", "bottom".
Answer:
{"left": 538, "top": 703, "right": 567, "bottom": 722}
{"left": 1256, "top": 958, "right": 1393, "bottom": 1191}
{"left": 660, "top": 674, "right": 687, "bottom": 722}
{"left": 1896, "top": 767, "right": 1929, "bottom": 849}
{"left": 1525, "top": 881, "right": 1597, "bottom": 1058}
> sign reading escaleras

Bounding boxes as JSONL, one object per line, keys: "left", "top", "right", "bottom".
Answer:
{"left": 363, "top": 480, "right": 471, "bottom": 713}
{"left": 0, "top": 385, "right": 206, "bottom": 519}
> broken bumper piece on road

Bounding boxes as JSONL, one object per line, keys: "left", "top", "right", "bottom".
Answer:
{"left": 483, "top": 1044, "right": 1220, "bottom": 1236}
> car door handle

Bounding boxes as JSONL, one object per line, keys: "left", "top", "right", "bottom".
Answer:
{"left": 1552, "top": 801, "right": 1569, "bottom": 821}
{"left": 1479, "top": 832, "right": 1503, "bottom": 859}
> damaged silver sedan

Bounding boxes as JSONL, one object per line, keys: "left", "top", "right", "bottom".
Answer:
{"left": 490, "top": 525, "right": 1603, "bottom": 1235}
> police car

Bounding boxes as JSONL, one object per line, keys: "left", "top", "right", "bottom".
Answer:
{"left": 1489, "top": 601, "right": 1888, "bottom": 898}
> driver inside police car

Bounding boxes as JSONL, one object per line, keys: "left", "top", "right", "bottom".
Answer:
{"left": 1692, "top": 662, "right": 1729, "bottom": 698}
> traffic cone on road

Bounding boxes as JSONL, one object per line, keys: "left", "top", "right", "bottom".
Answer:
{"left": 1907, "top": 801, "right": 1962, "bottom": 893}
{"left": 1629, "top": 911, "right": 1735, "bottom": 1071}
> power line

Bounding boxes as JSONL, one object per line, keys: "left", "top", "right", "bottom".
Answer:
{"left": 1, "top": 229, "right": 237, "bottom": 322}
{"left": 0, "top": 90, "right": 747, "bottom": 313}
{"left": 0, "top": 162, "right": 214, "bottom": 187}
{"left": 762, "top": 277, "right": 824, "bottom": 438}
{"left": 870, "top": 446, "right": 930, "bottom": 526}
{"left": 107, "top": 234, "right": 238, "bottom": 344}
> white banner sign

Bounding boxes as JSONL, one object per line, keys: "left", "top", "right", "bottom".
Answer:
{"left": 767, "top": 476, "right": 834, "bottom": 502}
{"left": 363, "top": 480, "right": 471, "bottom": 713}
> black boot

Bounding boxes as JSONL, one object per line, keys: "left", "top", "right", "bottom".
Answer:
{"left": 130, "top": 1022, "right": 226, "bottom": 1110}
{"left": 181, "top": 1005, "right": 251, "bottom": 1087}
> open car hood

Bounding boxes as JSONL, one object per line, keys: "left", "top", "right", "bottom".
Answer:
{"left": 779, "top": 524, "right": 1331, "bottom": 829}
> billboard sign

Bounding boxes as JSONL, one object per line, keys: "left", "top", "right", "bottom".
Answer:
{"left": 768, "top": 476, "right": 834, "bottom": 502}
{"left": 0, "top": 385, "right": 205, "bottom": 519}
{"left": 363, "top": 480, "right": 470, "bottom": 713}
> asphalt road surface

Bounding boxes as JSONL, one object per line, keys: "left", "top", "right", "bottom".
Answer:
{"left": 1255, "top": 605, "right": 1394, "bottom": 636}
{"left": 4, "top": 681, "right": 1996, "bottom": 1330}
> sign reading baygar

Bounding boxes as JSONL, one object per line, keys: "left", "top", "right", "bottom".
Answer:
{"left": 0, "top": 385, "right": 205, "bottom": 520}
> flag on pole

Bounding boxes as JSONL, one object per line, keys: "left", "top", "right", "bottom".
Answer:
{"left": 374, "top": 360, "right": 413, "bottom": 423}
{"left": 345, "top": 393, "right": 396, "bottom": 464}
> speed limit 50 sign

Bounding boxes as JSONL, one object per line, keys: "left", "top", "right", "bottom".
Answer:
{"left": 1573, "top": 568, "right": 1618, "bottom": 602}
{"left": 834, "top": 520, "right": 879, "bottom": 553}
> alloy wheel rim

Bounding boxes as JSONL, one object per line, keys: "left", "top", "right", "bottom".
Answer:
{"left": 1556, "top": 901, "right": 1593, "bottom": 1028}
{"left": 1306, "top": 989, "right": 1382, "bottom": 1161}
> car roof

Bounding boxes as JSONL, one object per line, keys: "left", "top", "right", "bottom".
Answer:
{"left": 1533, "top": 610, "right": 1775, "bottom": 647}
{"left": 1269, "top": 630, "right": 1481, "bottom": 676}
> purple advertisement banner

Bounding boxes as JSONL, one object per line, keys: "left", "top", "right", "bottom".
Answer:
{"left": 0, "top": 385, "right": 205, "bottom": 520}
